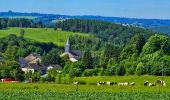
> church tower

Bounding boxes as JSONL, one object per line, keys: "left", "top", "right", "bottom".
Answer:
{"left": 65, "top": 38, "right": 71, "bottom": 53}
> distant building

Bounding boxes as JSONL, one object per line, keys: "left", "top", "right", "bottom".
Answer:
{"left": 1, "top": 78, "right": 18, "bottom": 83}
{"left": 60, "top": 38, "right": 82, "bottom": 62}
{"left": 19, "top": 54, "right": 45, "bottom": 73}
{"left": 47, "top": 64, "right": 62, "bottom": 73}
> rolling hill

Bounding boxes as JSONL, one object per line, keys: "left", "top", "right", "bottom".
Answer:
{"left": 0, "top": 28, "right": 88, "bottom": 46}
{"left": 1, "top": 11, "right": 170, "bottom": 29}
{"left": 150, "top": 26, "right": 170, "bottom": 35}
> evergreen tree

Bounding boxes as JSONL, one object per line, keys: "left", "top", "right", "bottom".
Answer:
{"left": 20, "top": 29, "right": 25, "bottom": 38}
{"left": 0, "top": 22, "right": 2, "bottom": 29}
{"left": 81, "top": 50, "right": 93, "bottom": 69}
{"left": 131, "top": 34, "right": 146, "bottom": 54}
{"left": 42, "top": 48, "right": 62, "bottom": 66}
{"left": 3, "top": 44, "right": 17, "bottom": 61}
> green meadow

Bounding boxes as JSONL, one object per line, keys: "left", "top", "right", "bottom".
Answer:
{"left": 0, "top": 27, "right": 88, "bottom": 46}
{"left": 1, "top": 76, "right": 169, "bottom": 92}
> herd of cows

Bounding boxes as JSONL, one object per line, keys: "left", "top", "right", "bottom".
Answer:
{"left": 73, "top": 80, "right": 166, "bottom": 87}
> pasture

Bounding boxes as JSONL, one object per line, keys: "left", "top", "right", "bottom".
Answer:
{"left": 0, "top": 76, "right": 170, "bottom": 99}
{"left": 0, "top": 27, "right": 88, "bottom": 46}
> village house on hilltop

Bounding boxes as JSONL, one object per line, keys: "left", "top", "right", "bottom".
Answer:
{"left": 60, "top": 38, "right": 82, "bottom": 62}
{"left": 19, "top": 54, "right": 44, "bottom": 73}
{"left": 19, "top": 53, "right": 62, "bottom": 74}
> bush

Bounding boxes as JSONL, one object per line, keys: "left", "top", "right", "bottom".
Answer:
{"left": 69, "top": 68, "right": 82, "bottom": 78}
{"left": 83, "top": 69, "right": 100, "bottom": 76}
{"left": 83, "top": 69, "right": 94, "bottom": 76}
{"left": 116, "top": 66, "right": 126, "bottom": 76}
{"left": 106, "top": 66, "right": 117, "bottom": 76}
{"left": 40, "top": 77, "right": 47, "bottom": 83}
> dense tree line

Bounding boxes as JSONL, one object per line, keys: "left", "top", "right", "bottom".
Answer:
{"left": 55, "top": 19, "right": 154, "bottom": 46}
{"left": 0, "top": 34, "right": 57, "bottom": 57}
{"left": 63, "top": 34, "right": 170, "bottom": 77}
{"left": 0, "top": 18, "right": 44, "bottom": 29}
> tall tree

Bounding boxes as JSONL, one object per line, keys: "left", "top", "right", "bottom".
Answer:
{"left": 81, "top": 50, "right": 93, "bottom": 69}
{"left": 131, "top": 34, "right": 146, "bottom": 54}
{"left": 20, "top": 29, "right": 25, "bottom": 38}
{"left": 3, "top": 44, "right": 17, "bottom": 61}
{"left": 0, "top": 22, "right": 2, "bottom": 29}
{"left": 1, "top": 19, "right": 7, "bottom": 29}
{"left": 42, "top": 48, "right": 62, "bottom": 66}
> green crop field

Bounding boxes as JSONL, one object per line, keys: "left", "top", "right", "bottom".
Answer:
{"left": 0, "top": 76, "right": 170, "bottom": 100}
{"left": 0, "top": 28, "right": 88, "bottom": 46}
{"left": 0, "top": 90, "right": 170, "bottom": 100}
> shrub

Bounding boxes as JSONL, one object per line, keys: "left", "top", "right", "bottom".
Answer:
{"left": 83, "top": 69, "right": 100, "bottom": 76}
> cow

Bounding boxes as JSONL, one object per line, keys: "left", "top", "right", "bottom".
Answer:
{"left": 97, "top": 81, "right": 106, "bottom": 86}
{"left": 144, "top": 81, "right": 156, "bottom": 87}
{"left": 144, "top": 81, "right": 149, "bottom": 86}
{"left": 130, "top": 82, "right": 135, "bottom": 86}
{"left": 106, "top": 81, "right": 116, "bottom": 86}
{"left": 118, "top": 82, "right": 129, "bottom": 86}
{"left": 157, "top": 80, "right": 166, "bottom": 86}
{"left": 73, "top": 82, "right": 79, "bottom": 85}
{"left": 148, "top": 83, "right": 156, "bottom": 87}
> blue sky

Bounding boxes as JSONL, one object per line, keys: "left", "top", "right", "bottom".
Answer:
{"left": 0, "top": 0, "right": 170, "bottom": 19}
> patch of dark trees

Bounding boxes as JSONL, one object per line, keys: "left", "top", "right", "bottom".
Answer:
{"left": 0, "top": 18, "right": 44, "bottom": 29}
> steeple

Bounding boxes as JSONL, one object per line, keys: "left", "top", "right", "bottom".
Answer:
{"left": 65, "top": 38, "right": 71, "bottom": 53}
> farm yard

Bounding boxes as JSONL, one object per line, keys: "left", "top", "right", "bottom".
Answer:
{"left": 0, "top": 76, "right": 170, "bottom": 100}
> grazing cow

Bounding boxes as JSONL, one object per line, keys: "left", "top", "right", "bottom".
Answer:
{"left": 144, "top": 81, "right": 156, "bottom": 87}
{"left": 106, "top": 81, "right": 116, "bottom": 85}
{"left": 73, "top": 82, "right": 79, "bottom": 85}
{"left": 130, "top": 82, "right": 135, "bottom": 86}
{"left": 148, "top": 83, "right": 156, "bottom": 87}
{"left": 118, "top": 82, "right": 129, "bottom": 86}
{"left": 106, "top": 81, "right": 111, "bottom": 85}
{"left": 97, "top": 81, "right": 106, "bottom": 86}
{"left": 157, "top": 80, "right": 166, "bottom": 86}
{"left": 144, "top": 81, "right": 149, "bottom": 86}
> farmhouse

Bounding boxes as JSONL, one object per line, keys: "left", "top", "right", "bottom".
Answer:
{"left": 60, "top": 38, "right": 82, "bottom": 62}
{"left": 47, "top": 64, "right": 62, "bottom": 73}
{"left": 19, "top": 54, "right": 45, "bottom": 73}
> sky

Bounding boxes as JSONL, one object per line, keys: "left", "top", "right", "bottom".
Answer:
{"left": 0, "top": 0, "right": 170, "bottom": 19}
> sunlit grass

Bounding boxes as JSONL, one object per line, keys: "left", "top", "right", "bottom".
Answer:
{"left": 0, "top": 27, "right": 88, "bottom": 46}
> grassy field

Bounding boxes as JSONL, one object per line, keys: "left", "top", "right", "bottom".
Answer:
{"left": 0, "top": 76, "right": 170, "bottom": 99}
{"left": 74, "top": 75, "right": 169, "bottom": 85}
{"left": 0, "top": 27, "right": 88, "bottom": 46}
